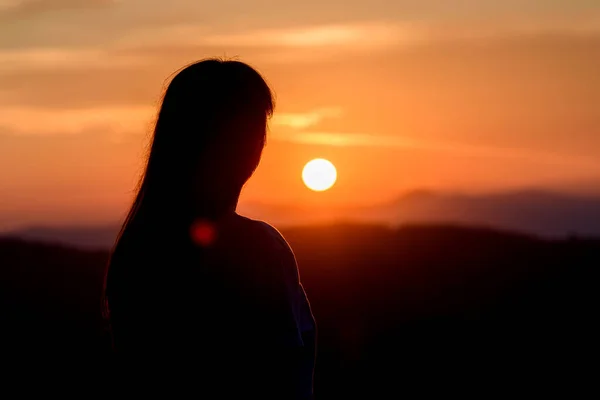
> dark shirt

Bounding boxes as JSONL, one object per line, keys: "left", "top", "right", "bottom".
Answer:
{"left": 107, "top": 214, "right": 316, "bottom": 398}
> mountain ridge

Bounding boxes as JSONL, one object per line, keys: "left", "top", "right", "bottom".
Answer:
{"left": 3, "top": 189, "right": 600, "bottom": 249}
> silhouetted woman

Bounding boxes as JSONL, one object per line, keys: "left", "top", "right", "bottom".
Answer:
{"left": 103, "top": 59, "right": 315, "bottom": 398}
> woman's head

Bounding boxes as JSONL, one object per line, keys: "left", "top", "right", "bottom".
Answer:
{"left": 138, "top": 59, "right": 274, "bottom": 221}
{"left": 103, "top": 59, "right": 273, "bottom": 326}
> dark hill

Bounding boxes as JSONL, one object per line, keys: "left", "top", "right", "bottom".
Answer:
{"left": 0, "top": 224, "right": 597, "bottom": 395}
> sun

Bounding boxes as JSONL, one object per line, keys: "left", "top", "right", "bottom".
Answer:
{"left": 302, "top": 158, "right": 337, "bottom": 192}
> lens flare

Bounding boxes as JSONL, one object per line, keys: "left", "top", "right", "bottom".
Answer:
{"left": 190, "top": 219, "right": 217, "bottom": 247}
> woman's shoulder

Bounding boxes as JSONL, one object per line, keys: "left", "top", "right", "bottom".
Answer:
{"left": 231, "top": 214, "right": 293, "bottom": 254}
{"left": 226, "top": 214, "right": 300, "bottom": 288}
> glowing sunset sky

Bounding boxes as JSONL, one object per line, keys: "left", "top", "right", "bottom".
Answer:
{"left": 1, "top": 0, "right": 599, "bottom": 229}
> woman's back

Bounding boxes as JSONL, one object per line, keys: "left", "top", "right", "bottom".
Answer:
{"left": 107, "top": 215, "right": 315, "bottom": 396}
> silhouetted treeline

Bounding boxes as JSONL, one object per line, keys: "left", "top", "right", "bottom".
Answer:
{"left": 1, "top": 224, "right": 597, "bottom": 395}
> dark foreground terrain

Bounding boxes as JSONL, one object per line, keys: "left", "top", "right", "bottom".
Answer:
{"left": 1, "top": 224, "right": 597, "bottom": 395}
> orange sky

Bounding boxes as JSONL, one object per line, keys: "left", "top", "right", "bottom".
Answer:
{"left": 1, "top": 1, "right": 600, "bottom": 229}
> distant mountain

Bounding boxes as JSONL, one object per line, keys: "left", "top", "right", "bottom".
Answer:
{"left": 4, "top": 189, "right": 600, "bottom": 249}
{"left": 549, "top": 178, "right": 600, "bottom": 196}
{"left": 371, "top": 190, "right": 600, "bottom": 237}
{"left": 244, "top": 189, "right": 600, "bottom": 237}
{"left": 5, "top": 225, "right": 119, "bottom": 250}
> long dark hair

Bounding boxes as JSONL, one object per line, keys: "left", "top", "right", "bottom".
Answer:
{"left": 103, "top": 59, "right": 274, "bottom": 330}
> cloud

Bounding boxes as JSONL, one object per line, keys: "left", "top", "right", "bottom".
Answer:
{"left": 110, "top": 21, "right": 420, "bottom": 56}
{"left": 0, "top": 105, "right": 155, "bottom": 135}
{"left": 202, "top": 23, "right": 411, "bottom": 48}
{"left": 272, "top": 131, "right": 600, "bottom": 169}
{"left": 0, "top": 0, "right": 116, "bottom": 18}
{"left": 0, "top": 47, "right": 149, "bottom": 72}
{"left": 432, "top": 14, "right": 600, "bottom": 41}
{"left": 1, "top": 23, "right": 404, "bottom": 73}
{"left": 271, "top": 107, "right": 343, "bottom": 129}
{"left": 106, "top": 15, "right": 600, "bottom": 52}
{"left": 2, "top": 15, "right": 600, "bottom": 74}
{"left": 0, "top": 104, "right": 342, "bottom": 137}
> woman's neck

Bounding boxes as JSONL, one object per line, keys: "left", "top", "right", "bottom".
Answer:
{"left": 191, "top": 191, "right": 239, "bottom": 221}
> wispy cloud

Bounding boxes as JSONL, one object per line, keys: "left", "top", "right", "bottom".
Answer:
{"left": 0, "top": 47, "right": 148, "bottom": 72}
{"left": 0, "top": 0, "right": 115, "bottom": 18}
{"left": 0, "top": 22, "right": 415, "bottom": 74}
{"left": 272, "top": 131, "right": 600, "bottom": 169}
{"left": 271, "top": 107, "right": 343, "bottom": 129}
{"left": 113, "top": 21, "right": 416, "bottom": 49}
{"left": 431, "top": 14, "right": 600, "bottom": 40}
{"left": 0, "top": 0, "right": 21, "bottom": 10}
{"left": 3, "top": 103, "right": 598, "bottom": 170}
{"left": 201, "top": 23, "right": 411, "bottom": 48}
{"left": 0, "top": 105, "right": 344, "bottom": 136}
{"left": 2, "top": 15, "right": 600, "bottom": 74}
{"left": 0, "top": 105, "right": 154, "bottom": 135}
{"left": 113, "top": 16, "right": 600, "bottom": 51}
